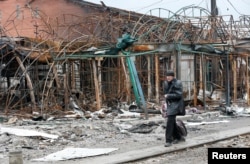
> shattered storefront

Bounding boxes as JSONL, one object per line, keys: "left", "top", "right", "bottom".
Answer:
{"left": 0, "top": 2, "right": 250, "bottom": 119}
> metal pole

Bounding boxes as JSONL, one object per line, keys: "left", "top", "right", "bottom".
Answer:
{"left": 202, "top": 53, "right": 206, "bottom": 111}
{"left": 226, "top": 52, "right": 230, "bottom": 107}
{"left": 211, "top": 0, "right": 217, "bottom": 16}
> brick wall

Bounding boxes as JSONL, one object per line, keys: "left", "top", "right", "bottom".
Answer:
{"left": 0, "top": 0, "right": 88, "bottom": 38}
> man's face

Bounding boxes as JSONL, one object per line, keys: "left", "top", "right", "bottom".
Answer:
{"left": 166, "top": 75, "right": 174, "bottom": 82}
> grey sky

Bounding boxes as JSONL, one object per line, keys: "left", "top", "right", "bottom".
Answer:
{"left": 85, "top": 0, "right": 250, "bottom": 19}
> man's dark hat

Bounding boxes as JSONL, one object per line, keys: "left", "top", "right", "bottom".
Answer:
{"left": 166, "top": 70, "right": 175, "bottom": 76}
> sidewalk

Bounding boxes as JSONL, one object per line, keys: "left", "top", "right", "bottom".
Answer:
{"left": 79, "top": 125, "right": 250, "bottom": 164}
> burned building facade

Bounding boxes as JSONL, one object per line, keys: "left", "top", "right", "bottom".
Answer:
{"left": 0, "top": 0, "right": 250, "bottom": 116}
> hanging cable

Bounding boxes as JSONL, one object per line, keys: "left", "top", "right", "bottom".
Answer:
{"left": 227, "top": 0, "right": 242, "bottom": 15}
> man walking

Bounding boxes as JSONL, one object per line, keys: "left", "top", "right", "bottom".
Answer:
{"left": 164, "top": 70, "right": 186, "bottom": 147}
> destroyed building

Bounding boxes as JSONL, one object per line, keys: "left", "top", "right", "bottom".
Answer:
{"left": 0, "top": 0, "right": 250, "bottom": 118}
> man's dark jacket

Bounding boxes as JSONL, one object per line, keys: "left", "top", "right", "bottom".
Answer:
{"left": 164, "top": 78, "right": 185, "bottom": 116}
